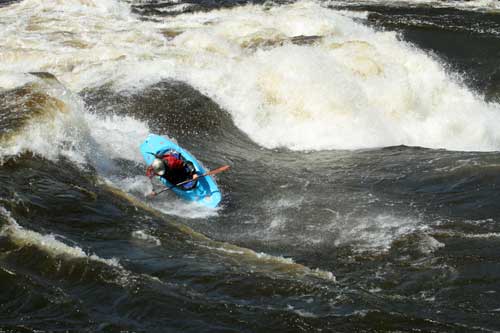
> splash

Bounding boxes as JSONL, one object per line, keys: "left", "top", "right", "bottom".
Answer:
{"left": 0, "top": 73, "right": 158, "bottom": 216}
{"left": 0, "top": 206, "right": 121, "bottom": 267}
{"left": 2, "top": 0, "right": 500, "bottom": 152}
{"left": 107, "top": 175, "right": 220, "bottom": 219}
{"left": 0, "top": 73, "right": 149, "bottom": 167}
{"left": 162, "top": 2, "right": 500, "bottom": 151}
{"left": 0, "top": 73, "right": 88, "bottom": 161}
{"left": 331, "top": 214, "right": 428, "bottom": 252}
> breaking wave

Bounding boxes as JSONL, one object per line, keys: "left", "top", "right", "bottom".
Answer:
{"left": 1, "top": 0, "right": 500, "bottom": 151}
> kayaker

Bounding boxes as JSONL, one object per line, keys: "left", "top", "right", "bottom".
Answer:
{"left": 147, "top": 151, "right": 198, "bottom": 189}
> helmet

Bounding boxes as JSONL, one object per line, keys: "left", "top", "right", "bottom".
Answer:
{"left": 152, "top": 158, "right": 166, "bottom": 176}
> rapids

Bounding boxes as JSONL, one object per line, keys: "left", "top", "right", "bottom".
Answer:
{"left": 1, "top": 0, "right": 500, "bottom": 331}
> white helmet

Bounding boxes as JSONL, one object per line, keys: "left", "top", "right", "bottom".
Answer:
{"left": 152, "top": 158, "right": 166, "bottom": 176}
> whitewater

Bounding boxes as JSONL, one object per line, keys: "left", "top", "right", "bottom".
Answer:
{"left": 2, "top": 0, "right": 500, "bottom": 153}
{"left": 1, "top": 0, "right": 500, "bottom": 331}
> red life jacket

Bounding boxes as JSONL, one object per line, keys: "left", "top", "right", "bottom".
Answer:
{"left": 162, "top": 154, "right": 184, "bottom": 171}
{"left": 146, "top": 153, "right": 185, "bottom": 178}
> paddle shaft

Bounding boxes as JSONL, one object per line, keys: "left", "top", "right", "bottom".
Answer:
{"left": 149, "top": 165, "right": 230, "bottom": 197}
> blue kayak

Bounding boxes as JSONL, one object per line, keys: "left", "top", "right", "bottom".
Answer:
{"left": 140, "top": 134, "right": 222, "bottom": 208}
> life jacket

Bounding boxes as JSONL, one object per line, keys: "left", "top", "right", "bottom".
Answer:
{"left": 146, "top": 153, "right": 184, "bottom": 178}
{"left": 162, "top": 153, "right": 184, "bottom": 171}
{"left": 147, "top": 151, "right": 197, "bottom": 190}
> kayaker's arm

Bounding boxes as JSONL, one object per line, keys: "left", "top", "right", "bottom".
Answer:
{"left": 146, "top": 165, "right": 155, "bottom": 178}
{"left": 147, "top": 165, "right": 230, "bottom": 198}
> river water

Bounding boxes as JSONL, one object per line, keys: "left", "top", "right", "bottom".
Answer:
{"left": 1, "top": 0, "right": 500, "bottom": 331}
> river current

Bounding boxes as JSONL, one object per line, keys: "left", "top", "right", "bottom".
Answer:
{"left": 1, "top": 0, "right": 500, "bottom": 331}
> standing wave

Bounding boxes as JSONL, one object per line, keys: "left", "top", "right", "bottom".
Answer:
{"left": 1, "top": 0, "right": 500, "bottom": 152}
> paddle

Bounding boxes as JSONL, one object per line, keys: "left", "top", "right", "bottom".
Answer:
{"left": 148, "top": 165, "right": 230, "bottom": 197}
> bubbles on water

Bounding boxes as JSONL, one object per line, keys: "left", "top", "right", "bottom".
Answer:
{"left": 153, "top": 196, "right": 220, "bottom": 219}
{"left": 331, "top": 214, "right": 427, "bottom": 252}
{"left": 106, "top": 172, "right": 220, "bottom": 219}
{"left": 263, "top": 196, "right": 304, "bottom": 234}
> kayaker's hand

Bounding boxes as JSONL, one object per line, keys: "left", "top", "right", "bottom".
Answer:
{"left": 192, "top": 174, "right": 199, "bottom": 180}
{"left": 146, "top": 166, "right": 154, "bottom": 178}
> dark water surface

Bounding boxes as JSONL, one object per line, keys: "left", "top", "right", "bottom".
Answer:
{"left": 1, "top": 0, "right": 500, "bottom": 332}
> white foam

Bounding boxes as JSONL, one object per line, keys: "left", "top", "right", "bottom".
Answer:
{"left": 197, "top": 243, "right": 336, "bottom": 281}
{"left": 131, "top": 230, "right": 161, "bottom": 246}
{"left": 104, "top": 171, "right": 220, "bottom": 218}
{"left": 154, "top": 197, "right": 220, "bottom": 219}
{"left": 197, "top": 244, "right": 245, "bottom": 255}
{"left": 80, "top": 112, "right": 150, "bottom": 164}
{"left": 0, "top": 75, "right": 150, "bottom": 172}
{"left": 0, "top": 72, "right": 36, "bottom": 91}
{"left": 417, "top": 234, "right": 444, "bottom": 254}
{"left": 0, "top": 206, "right": 121, "bottom": 267}
{"left": 0, "top": 77, "right": 216, "bottom": 219}
{"left": 0, "top": 75, "right": 89, "bottom": 162}
{"left": 263, "top": 196, "right": 304, "bottom": 234}
{"left": 330, "top": 213, "right": 428, "bottom": 252}
{"left": 254, "top": 252, "right": 296, "bottom": 265}
{"left": 3, "top": 0, "right": 500, "bottom": 151}
{"left": 133, "top": 1, "right": 500, "bottom": 151}
{"left": 112, "top": 175, "right": 153, "bottom": 194}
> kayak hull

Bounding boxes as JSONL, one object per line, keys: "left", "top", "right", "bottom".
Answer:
{"left": 140, "top": 134, "right": 222, "bottom": 208}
